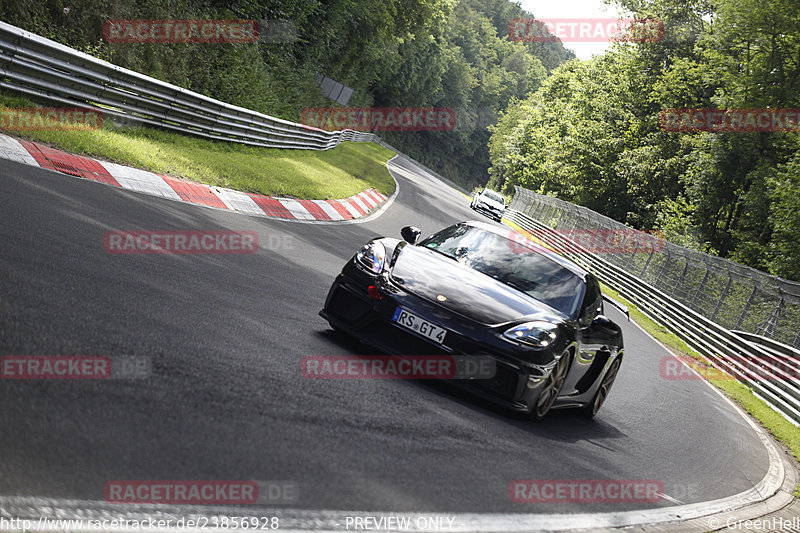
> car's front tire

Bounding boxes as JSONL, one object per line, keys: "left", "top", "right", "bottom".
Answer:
{"left": 530, "top": 348, "right": 573, "bottom": 421}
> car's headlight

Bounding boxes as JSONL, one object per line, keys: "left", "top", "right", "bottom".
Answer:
{"left": 503, "top": 321, "right": 558, "bottom": 347}
{"left": 355, "top": 241, "right": 386, "bottom": 274}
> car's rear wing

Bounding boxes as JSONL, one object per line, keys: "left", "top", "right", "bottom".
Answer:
{"left": 603, "top": 293, "right": 630, "bottom": 321}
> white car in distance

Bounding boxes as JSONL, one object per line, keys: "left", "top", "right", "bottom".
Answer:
{"left": 470, "top": 188, "right": 506, "bottom": 222}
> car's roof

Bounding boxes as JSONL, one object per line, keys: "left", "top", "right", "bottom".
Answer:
{"left": 459, "top": 220, "right": 590, "bottom": 279}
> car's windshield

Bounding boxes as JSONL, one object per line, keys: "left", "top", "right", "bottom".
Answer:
{"left": 420, "top": 225, "right": 585, "bottom": 317}
{"left": 483, "top": 189, "right": 505, "bottom": 203}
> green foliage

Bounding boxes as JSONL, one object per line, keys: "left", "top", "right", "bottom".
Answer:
{"left": 488, "top": 0, "right": 800, "bottom": 281}
{"left": 374, "top": 0, "right": 567, "bottom": 190}
{"left": 769, "top": 147, "right": 800, "bottom": 280}
{"left": 488, "top": 52, "right": 656, "bottom": 222}
{"left": 653, "top": 196, "right": 716, "bottom": 252}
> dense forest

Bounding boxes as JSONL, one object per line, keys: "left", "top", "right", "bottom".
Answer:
{"left": 487, "top": 0, "right": 800, "bottom": 281}
{"left": 0, "top": 0, "right": 572, "bottom": 190}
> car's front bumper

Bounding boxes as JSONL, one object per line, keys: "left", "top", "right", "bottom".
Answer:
{"left": 472, "top": 203, "right": 504, "bottom": 221}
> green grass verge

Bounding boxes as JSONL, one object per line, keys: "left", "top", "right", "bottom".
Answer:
{"left": 600, "top": 283, "right": 800, "bottom": 468}
{"left": 0, "top": 91, "right": 396, "bottom": 200}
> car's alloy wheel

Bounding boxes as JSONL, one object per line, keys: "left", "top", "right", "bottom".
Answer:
{"left": 531, "top": 348, "right": 572, "bottom": 421}
{"left": 582, "top": 357, "right": 621, "bottom": 419}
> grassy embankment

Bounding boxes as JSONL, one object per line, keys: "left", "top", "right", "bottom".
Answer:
{"left": 0, "top": 91, "right": 396, "bottom": 200}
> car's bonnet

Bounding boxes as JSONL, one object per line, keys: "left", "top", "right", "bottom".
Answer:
{"left": 389, "top": 244, "right": 560, "bottom": 326}
{"left": 480, "top": 195, "right": 504, "bottom": 209}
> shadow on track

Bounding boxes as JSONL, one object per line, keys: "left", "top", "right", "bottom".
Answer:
{"left": 315, "top": 328, "right": 629, "bottom": 444}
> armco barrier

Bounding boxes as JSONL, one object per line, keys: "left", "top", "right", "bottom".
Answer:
{"left": 508, "top": 187, "right": 800, "bottom": 348}
{"left": 0, "top": 20, "right": 375, "bottom": 149}
{"left": 506, "top": 187, "right": 800, "bottom": 424}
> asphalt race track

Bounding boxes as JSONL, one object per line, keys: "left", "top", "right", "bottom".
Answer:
{"left": 0, "top": 155, "right": 771, "bottom": 519}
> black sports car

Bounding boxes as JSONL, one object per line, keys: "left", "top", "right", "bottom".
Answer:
{"left": 320, "top": 221, "right": 625, "bottom": 420}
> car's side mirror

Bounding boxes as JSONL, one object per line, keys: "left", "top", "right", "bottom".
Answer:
{"left": 579, "top": 306, "right": 599, "bottom": 327}
{"left": 400, "top": 226, "right": 422, "bottom": 244}
{"left": 579, "top": 299, "right": 602, "bottom": 327}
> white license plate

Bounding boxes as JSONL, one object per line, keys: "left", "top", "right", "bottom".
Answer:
{"left": 392, "top": 307, "right": 447, "bottom": 344}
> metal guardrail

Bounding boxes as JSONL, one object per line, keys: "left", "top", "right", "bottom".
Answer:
{"left": 505, "top": 197, "right": 800, "bottom": 425}
{"left": 508, "top": 187, "right": 800, "bottom": 349}
{"left": 0, "top": 20, "right": 375, "bottom": 150}
{"left": 732, "top": 331, "right": 800, "bottom": 356}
